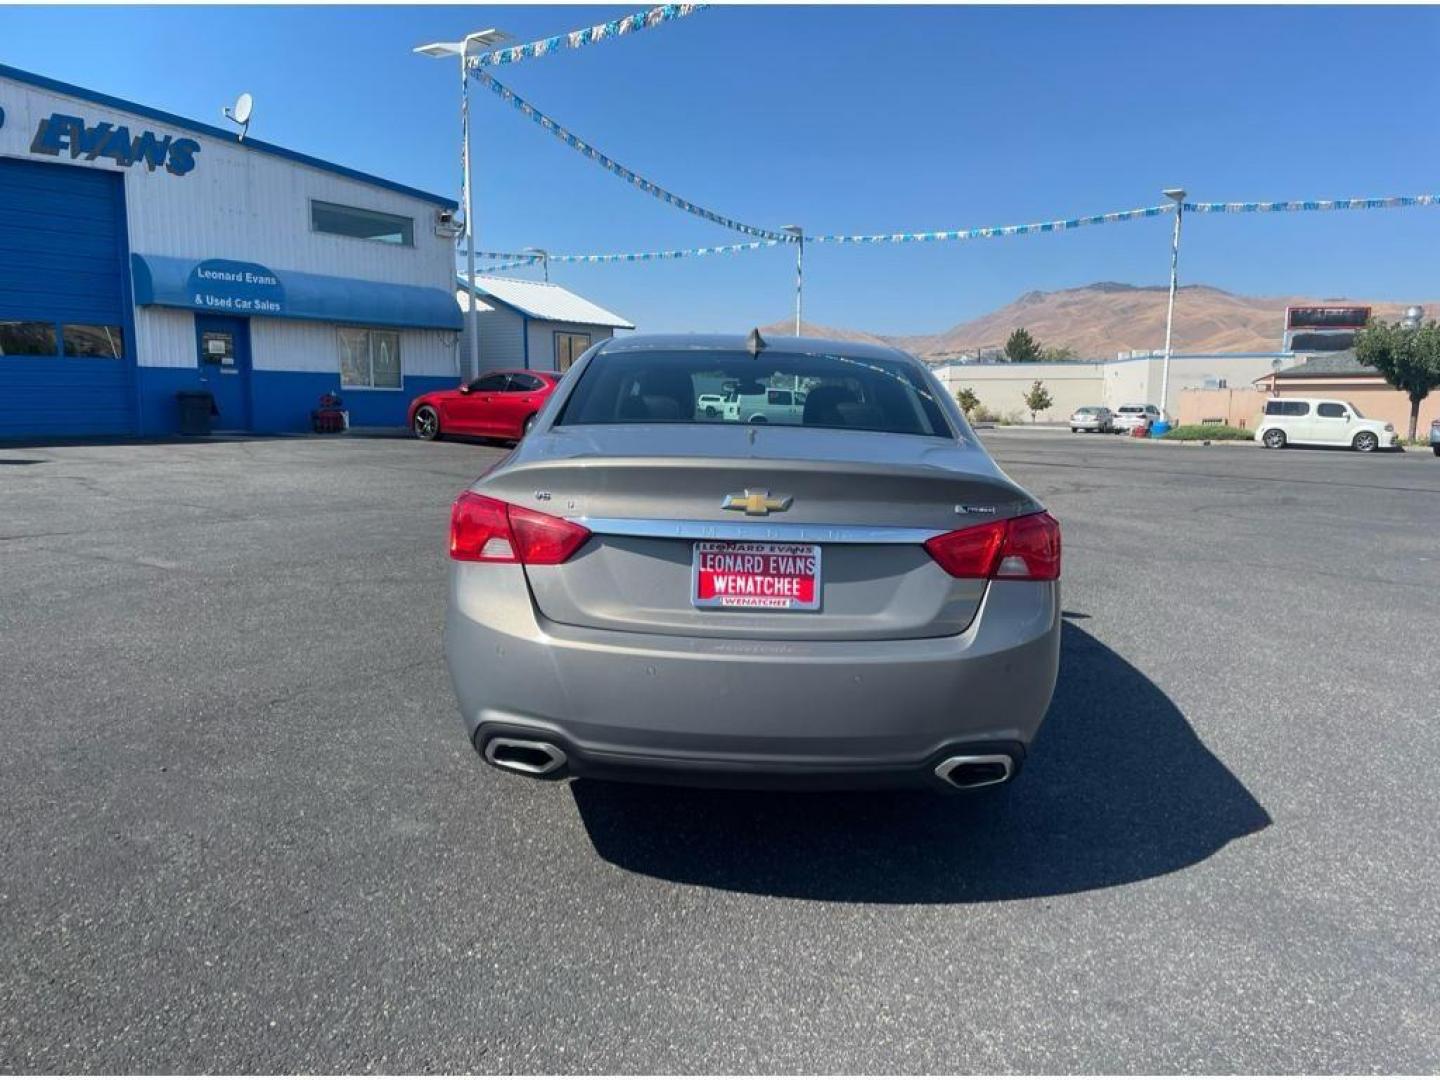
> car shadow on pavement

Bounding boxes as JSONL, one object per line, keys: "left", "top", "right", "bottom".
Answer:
{"left": 570, "top": 621, "right": 1271, "bottom": 903}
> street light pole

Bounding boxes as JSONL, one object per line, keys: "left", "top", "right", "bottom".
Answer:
{"left": 460, "top": 65, "right": 479, "bottom": 381}
{"left": 415, "top": 29, "right": 510, "bottom": 382}
{"left": 1159, "top": 188, "right": 1186, "bottom": 424}
{"left": 782, "top": 225, "right": 803, "bottom": 335}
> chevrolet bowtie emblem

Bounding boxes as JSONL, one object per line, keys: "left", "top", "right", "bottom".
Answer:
{"left": 721, "top": 489, "right": 793, "bottom": 516}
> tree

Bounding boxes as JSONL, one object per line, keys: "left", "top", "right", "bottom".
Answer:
{"left": 1040, "top": 344, "right": 1079, "bottom": 362}
{"left": 1354, "top": 318, "right": 1440, "bottom": 440}
{"left": 956, "top": 386, "right": 980, "bottom": 416}
{"left": 1023, "top": 380, "right": 1053, "bottom": 422}
{"left": 1004, "top": 327, "right": 1042, "bottom": 363}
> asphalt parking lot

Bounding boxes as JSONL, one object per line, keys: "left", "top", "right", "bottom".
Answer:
{"left": 2, "top": 430, "right": 1437, "bottom": 1072}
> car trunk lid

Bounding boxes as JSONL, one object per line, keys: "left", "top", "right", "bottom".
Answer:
{"left": 479, "top": 425, "right": 1036, "bottom": 641}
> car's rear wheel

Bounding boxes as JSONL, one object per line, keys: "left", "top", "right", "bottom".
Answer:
{"left": 1262, "top": 428, "right": 1286, "bottom": 449}
{"left": 413, "top": 405, "right": 440, "bottom": 441}
{"left": 705, "top": 405, "right": 718, "bottom": 418}
{"left": 1352, "top": 431, "right": 1378, "bottom": 453}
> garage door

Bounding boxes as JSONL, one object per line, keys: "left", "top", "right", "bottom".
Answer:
{"left": 0, "top": 158, "right": 133, "bottom": 437}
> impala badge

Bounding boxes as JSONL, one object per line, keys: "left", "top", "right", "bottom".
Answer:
{"left": 721, "top": 489, "right": 793, "bottom": 516}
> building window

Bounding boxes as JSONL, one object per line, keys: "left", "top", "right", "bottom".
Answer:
{"left": 339, "top": 328, "right": 402, "bottom": 389}
{"left": 0, "top": 321, "right": 59, "bottom": 357}
{"left": 555, "top": 331, "right": 591, "bottom": 372}
{"left": 63, "top": 324, "right": 125, "bottom": 358}
{"left": 311, "top": 200, "right": 414, "bottom": 246}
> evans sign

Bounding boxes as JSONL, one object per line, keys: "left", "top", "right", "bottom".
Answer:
{"left": 185, "top": 261, "right": 284, "bottom": 315}
{"left": 30, "top": 112, "right": 200, "bottom": 176}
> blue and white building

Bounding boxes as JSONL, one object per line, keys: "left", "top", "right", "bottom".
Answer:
{"left": 0, "top": 63, "right": 465, "bottom": 438}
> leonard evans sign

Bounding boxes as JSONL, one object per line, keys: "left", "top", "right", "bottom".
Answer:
{"left": 29, "top": 112, "right": 200, "bottom": 176}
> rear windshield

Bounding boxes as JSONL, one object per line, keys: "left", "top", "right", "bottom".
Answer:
{"left": 555, "top": 349, "right": 953, "bottom": 437}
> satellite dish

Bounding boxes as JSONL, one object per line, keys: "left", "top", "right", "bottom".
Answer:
{"left": 222, "top": 92, "right": 254, "bottom": 141}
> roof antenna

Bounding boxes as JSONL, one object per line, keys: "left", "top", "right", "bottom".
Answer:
{"left": 746, "top": 328, "right": 767, "bottom": 357}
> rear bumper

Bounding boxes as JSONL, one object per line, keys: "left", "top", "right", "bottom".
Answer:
{"left": 444, "top": 566, "right": 1061, "bottom": 790}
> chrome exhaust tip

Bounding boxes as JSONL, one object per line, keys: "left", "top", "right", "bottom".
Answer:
{"left": 934, "top": 753, "right": 1014, "bottom": 790}
{"left": 483, "top": 737, "right": 568, "bottom": 778}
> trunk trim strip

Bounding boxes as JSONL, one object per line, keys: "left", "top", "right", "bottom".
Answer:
{"left": 570, "top": 517, "right": 945, "bottom": 544}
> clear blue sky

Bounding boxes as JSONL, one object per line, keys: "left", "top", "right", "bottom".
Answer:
{"left": 4, "top": 5, "right": 1439, "bottom": 335}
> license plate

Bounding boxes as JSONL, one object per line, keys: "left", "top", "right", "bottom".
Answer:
{"left": 692, "top": 541, "right": 821, "bottom": 611}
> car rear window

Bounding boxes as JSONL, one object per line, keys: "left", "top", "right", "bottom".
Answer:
{"left": 555, "top": 348, "right": 953, "bottom": 437}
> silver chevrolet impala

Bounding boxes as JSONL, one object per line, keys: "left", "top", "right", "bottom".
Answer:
{"left": 444, "top": 332, "right": 1061, "bottom": 792}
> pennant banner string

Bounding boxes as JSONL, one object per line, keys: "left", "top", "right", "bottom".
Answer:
{"left": 811, "top": 205, "right": 1172, "bottom": 244}
{"left": 469, "top": 4, "right": 707, "bottom": 69}
{"left": 472, "top": 70, "right": 784, "bottom": 241}
{"left": 1183, "top": 195, "right": 1439, "bottom": 213}
{"left": 464, "top": 193, "right": 1440, "bottom": 271}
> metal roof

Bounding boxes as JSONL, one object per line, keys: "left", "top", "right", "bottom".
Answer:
{"left": 0, "top": 62, "right": 457, "bottom": 209}
{"left": 459, "top": 275, "right": 635, "bottom": 329}
{"left": 1273, "top": 350, "right": 1378, "bottom": 378}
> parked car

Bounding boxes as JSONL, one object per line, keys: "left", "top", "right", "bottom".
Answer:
{"left": 724, "top": 385, "right": 808, "bottom": 424}
{"left": 696, "top": 393, "right": 727, "bottom": 418}
{"left": 1113, "top": 403, "right": 1163, "bottom": 433}
{"left": 1430, "top": 417, "right": 1440, "bottom": 456}
{"left": 1069, "top": 406, "right": 1116, "bottom": 433}
{"left": 445, "top": 333, "right": 1061, "bottom": 792}
{"left": 409, "top": 369, "right": 562, "bottom": 442}
{"left": 1254, "top": 397, "right": 1398, "bottom": 452}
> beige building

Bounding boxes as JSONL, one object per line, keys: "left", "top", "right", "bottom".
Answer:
{"left": 936, "top": 352, "right": 1292, "bottom": 423}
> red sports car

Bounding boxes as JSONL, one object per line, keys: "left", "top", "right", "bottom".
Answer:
{"left": 409, "top": 369, "right": 562, "bottom": 442}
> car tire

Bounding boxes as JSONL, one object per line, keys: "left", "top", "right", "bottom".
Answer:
{"left": 1262, "top": 428, "right": 1286, "bottom": 449}
{"left": 1071, "top": 427, "right": 1080, "bottom": 433}
{"left": 1352, "top": 431, "right": 1378, "bottom": 453}
{"left": 705, "top": 406, "right": 718, "bottom": 418}
{"left": 413, "top": 405, "right": 441, "bottom": 441}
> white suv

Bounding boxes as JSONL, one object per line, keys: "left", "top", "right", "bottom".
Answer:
{"left": 1113, "top": 403, "right": 1164, "bottom": 432}
{"left": 1255, "top": 397, "right": 1397, "bottom": 452}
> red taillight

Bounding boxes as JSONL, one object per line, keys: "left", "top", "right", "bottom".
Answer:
{"left": 923, "top": 519, "right": 1008, "bottom": 578}
{"left": 449, "top": 492, "right": 590, "bottom": 564}
{"left": 924, "top": 511, "right": 1061, "bottom": 581}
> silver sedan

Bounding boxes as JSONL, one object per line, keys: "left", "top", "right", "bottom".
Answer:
{"left": 1070, "top": 406, "right": 1117, "bottom": 433}
{"left": 444, "top": 333, "right": 1062, "bottom": 792}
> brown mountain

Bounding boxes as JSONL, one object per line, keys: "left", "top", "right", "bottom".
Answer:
{"left": 763, "top": 282, "right": 1437, "bottom": 359}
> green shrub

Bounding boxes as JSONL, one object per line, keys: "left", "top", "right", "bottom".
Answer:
{"left": 1160, "top": 424, "right": 1252, "bottom": 441}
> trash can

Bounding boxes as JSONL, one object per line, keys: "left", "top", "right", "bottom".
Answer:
{"left": 1150, "top": 420, "right": 1171, "bottom": 438}
{"left": 176, "top": 389, "right": 216, "bottom": 436}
